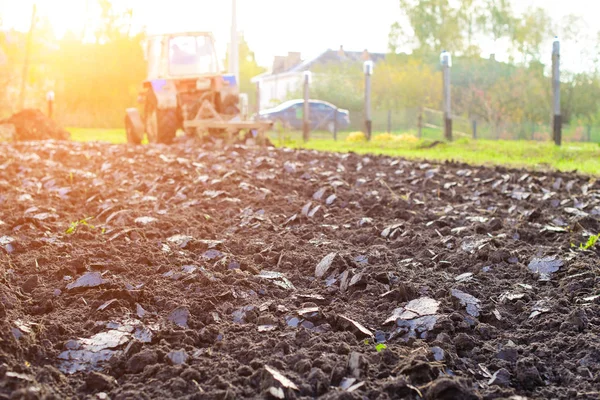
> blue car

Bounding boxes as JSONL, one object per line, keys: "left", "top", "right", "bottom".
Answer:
{"left": 257, "top": 99, "right": 350, "bottom": 132}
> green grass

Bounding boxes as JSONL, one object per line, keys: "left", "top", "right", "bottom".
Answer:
{"left": 275, "top": 131, "right": 600, "bottom": 176}
{"left": 69, "top": 128, "right": 131, "bottom": 144}
{"left": 67, "top": 127, "right": 600, "bottom": 176}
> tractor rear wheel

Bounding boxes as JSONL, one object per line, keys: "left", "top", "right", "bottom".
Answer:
{"left": 146, "top": 106, "right": 178, "bottom": 144}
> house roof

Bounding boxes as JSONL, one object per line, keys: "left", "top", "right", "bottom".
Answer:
{"left": 251, "top": 48, "right": 387, "bottom": 82}
{"left": 290, "top": 48, "right": 386, "bottom": 73}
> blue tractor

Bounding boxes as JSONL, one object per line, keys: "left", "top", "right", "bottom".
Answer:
{"left": 125, "top": 32, "right": 272, "bottom": 144}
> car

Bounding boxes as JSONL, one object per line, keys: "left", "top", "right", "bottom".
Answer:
{"left": 257, "top": 99, "right": 350, "bottom": 133}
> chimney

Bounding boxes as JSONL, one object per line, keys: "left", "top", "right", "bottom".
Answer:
{"left": 272, "top": 56, "right": 286, "bottom": 74}
{"left": 489, "top": 53, "right": 496, "bottom": 61}
{"left": 285, "top": 52, "right": 302, "bottom": 71}
{"left": 361, "top": 49, "right": 370, "bottom": 61}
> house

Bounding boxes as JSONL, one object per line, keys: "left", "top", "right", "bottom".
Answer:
{"left": 251, "top": 46, "right": 386, "bottom": 110}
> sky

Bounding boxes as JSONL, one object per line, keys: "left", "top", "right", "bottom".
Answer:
{"left": 0, "top": 0, "right": 596, "bottom": 71}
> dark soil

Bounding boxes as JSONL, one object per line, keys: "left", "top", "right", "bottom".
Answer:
{"left": 0, "top": 109, "right": 70, "bottom": 141}
{"left": 1, "top": 138, "right": 599, "bottom": 400}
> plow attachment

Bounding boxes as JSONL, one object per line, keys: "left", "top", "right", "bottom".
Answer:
{"left": 183, "top": 99, "right": 274, "bottom": 145}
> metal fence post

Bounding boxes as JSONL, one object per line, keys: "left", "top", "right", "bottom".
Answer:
{"left": 363, "top": 60, "right": 373, "bottom": 141}
{"left": 587, "top": 125, "right": 592, "bottom": 142}
{"left": 303, "top": 71, "right": 311, "bottom": 142}
{"left": 552, "top": 37, "right": 561, "bottom": 146}
{"left": 417, "top": 107, "right": 423, "bottom": 138}
{"left": 255, "top": 81, "right": 261, "bottom": 115}
{"left": 46, "top": 91, "right": 54, "bottom": 118}
{"left": 333, "top": 108, "right": 338, "bottom": 141}
{"left": 472, "top": 120, "right": 477, "bottom": 139}
{"left": 440, "top": 50, "right": 452, "bottom": 141}
{"left": 387, "top": 110, "right": 391, "bottom": 133}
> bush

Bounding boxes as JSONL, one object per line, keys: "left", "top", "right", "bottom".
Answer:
{"left": 372, "top": 133, "right": 419, "bottom": 144}
{"left": 454, "top": 137, "right": 471, "bottom": 145}
{"left": 346, "top": 131, "right": 367, "bottom": 142}
{"left": 395, "top": 134, "right": 420, "bottom": 143}
{"left": 372, "top": 133, "right": 396, "bottom": 142}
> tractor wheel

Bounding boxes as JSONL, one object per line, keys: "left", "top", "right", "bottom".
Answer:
{"left": 125, "top": 113, "right": 143, "bottom": 145}
{"left": 146, "top": 107, "right": 178, "bottom": 144}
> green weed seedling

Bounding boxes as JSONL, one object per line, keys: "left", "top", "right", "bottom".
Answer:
{"left": 65, "top": 217, "right": 97, "bottom": 234}
{"left": 580, "top": 233, "right": 600, "bottom": 250}
{"left": 363, "top": 339, "right": 388, "bottom": 352}
{"left": 375, "top": 343, "right": 388, "bottom": 352}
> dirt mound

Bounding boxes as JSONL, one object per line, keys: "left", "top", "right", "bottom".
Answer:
{"left": 0, "top": 109, "right": 70, "bottom": 141}
{"left": 0, "top": 139, "right": 599, "bottom": 399}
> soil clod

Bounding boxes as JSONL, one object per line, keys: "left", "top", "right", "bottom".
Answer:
{"left": 528, "top": 256, "right": 564, "bottom": 281}
{"left": 0, "top": 109, "right": 70, "bottom": 141}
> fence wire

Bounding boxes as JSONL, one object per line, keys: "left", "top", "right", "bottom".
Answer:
{"left": 340, "top": 108, "right": 600, "bottom": 142}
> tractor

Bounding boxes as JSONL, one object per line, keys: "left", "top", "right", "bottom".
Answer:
{"left": 125, "top": 32, "right": 272, "bottom": 145}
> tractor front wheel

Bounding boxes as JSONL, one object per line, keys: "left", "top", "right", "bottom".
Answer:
{"left": 125, "top": 109, "right": 144, "bottom": 145}
{"left": 145, "top": 106, "right": 178, "bottom": 144}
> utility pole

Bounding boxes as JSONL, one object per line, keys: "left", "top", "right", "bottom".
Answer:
{"left": 229, "top": 0, "right": 239, "bottom": 84}
{"left": 303, "top": 71, "right": 311, "bottom": 142}
{"left": 552, "top": 36, "right": 561, "bottom": 146}
{"left": 440, "top": 50, "right": 452, "bottom": 141}
{"left": 363, "top": 60, "right": 373, "bottom": 140}
{"left": 19, "top": 3, "right": 37, "bottom": 110}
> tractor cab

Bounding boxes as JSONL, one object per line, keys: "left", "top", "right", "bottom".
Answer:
{"left": 144, "top": 32, "right": 222, "bottom": 80}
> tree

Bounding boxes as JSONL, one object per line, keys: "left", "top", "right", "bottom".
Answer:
{"left": 0, "top": 30, "right": 22, "bottom": 116}
{"left": 396, "top": 0, "right": 465, "bottom": 56}
{"left": 94, "top": 0, "right": 134, "bottom": 43}
{"left": 46, "top": 0, "right": 146, "bottom": 127}
{"left": 457, "top": 0, "right": 487, "bottom": 56}
{"left": 481, "top": 0, "right": 513, "bottom": 45}
{"left": 511, "top": 7, "right": 552, "bottom": 63}
{"left": 51, "top": 31, "right": 146, "bottom": 127}
{"left": 224, "top": 34, "right": 266, "bottom": 110}
{"left": 392, "top": 0, "right": 552, "bottom": 65}
{"left": 0, "top": 13, "right": 57, "bottom": 116}
{"left": 451, "top": 55, "right": 517, "bottom": 119}
{"left": 388, "top": 22, "right": 404, "bottom": 54}
{"left": 561, "top": 72, "right": 600, "bottom": 125}
{"left": 373, "top": 56, "right": 441, "bottom": 110}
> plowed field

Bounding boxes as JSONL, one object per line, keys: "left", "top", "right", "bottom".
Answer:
{"left": 1, "top": 138, "right": 599, "bottom": 399}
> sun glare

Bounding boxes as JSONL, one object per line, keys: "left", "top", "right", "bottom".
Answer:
{"left": 3, "top": 0, "right": 140, "bottom": 39}
{"left": 42, "top": 0, "right": 89, "bottom": 38}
